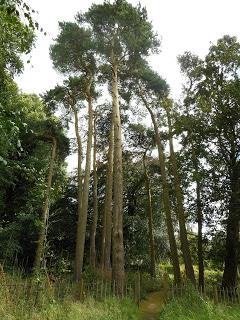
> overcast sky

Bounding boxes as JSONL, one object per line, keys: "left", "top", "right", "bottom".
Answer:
{"left": 16, "top": 0, "right": 240, "bottom": 99}
{"left": 15, "top": 0, "right": 240, "bottom": 171}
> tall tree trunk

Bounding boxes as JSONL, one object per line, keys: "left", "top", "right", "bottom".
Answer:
{"left": 196, "top": 178, "right": 204, "bottom": 290}
{"left": 185, "top": 103, "right": 204, "bottom": 288}
{"left": 74, "top": 105, "right": 84, "bottom": 282}
{"left": 111, "top": 61, "right": 125, "bottom": 294}
{"left": 140, "top": 93, "right": 181, "bottom": 284}
{"left": 34, "top": 137, "right": 57, "bottom": 273}
{"left": 75, "top": 79, "right": 94, "bottom": 282}
{"left": 222, "top": 162, "right": 240, "bottom": 290}
{"left": 101, "top": 116, "right": 114, "bottom": 271}
{"left": 90, "top": 115, "right": 98, "bottom": 269}
{"left": 143, "top": 151, "right": 156, "bottom": 278}
{"left": 166, "top": 110, "right": 196, "bottom": 285}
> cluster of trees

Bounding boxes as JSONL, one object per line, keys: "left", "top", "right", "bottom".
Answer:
{"left": 0, "top": 0, "right": 69, "bottom": 271}
{"left": 0, "top": 0, "right": 239, "bottom": 294}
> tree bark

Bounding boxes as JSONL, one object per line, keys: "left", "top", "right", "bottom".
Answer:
{"left": 74, "top": 105, "right": 84, "bottom": 282}
{"left": 166, "top": 110, "right": 196, "bottom": 285}
{"left": 111, "top": 61, "right": 125, "bottom": 294}
{"left": 34, "top": 137, "right": 57, "bottom": 273}
{"left": 143, "top": 151, "right": 156, "bottom": 278}
{"left": 185, "top": 104, "right": 204, "bottom": 289}
{"left": 196, "top": 178, "right": 204, "bottom": 290}
{"left": 101, "top": 115, "right": 114, "bottom": 271}
{"left": 222, "top": 162, "right": 240, "bottom": 290}
{"left": 140, "top": 93, "right": 181, "bottom": 284}
{"left": 90, "top": 114, "right": 98, "bottom": 269}
{"left": 75, "top": 78, "right": 94, "bottom": 282}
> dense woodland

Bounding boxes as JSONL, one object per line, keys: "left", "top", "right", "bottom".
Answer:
{"left": 1, "top": 0, "right": 240, "bottom": 307}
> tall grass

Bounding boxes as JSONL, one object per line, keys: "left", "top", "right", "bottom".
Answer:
{"left": 0, "top": 297, "right": 141, "bottom": 320}
{"left": 0, "top": 273, "right": 142, "bottom": 320}
{"left": 160, "top": 284, "right": 240, "bottom": 320}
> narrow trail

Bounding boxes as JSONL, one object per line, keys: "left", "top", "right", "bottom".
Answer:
{"left": 139, "top": 291, "right": 165, "bottom": 320}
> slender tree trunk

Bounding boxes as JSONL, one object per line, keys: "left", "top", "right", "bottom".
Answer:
{"left": 90, "top": 115, "right": 98, "bottom": 269}
{"left": 166, "top": 111, "right": 196, "bottom": 285}
{"left": 101, "top": 116, "right": 114, "bottom": 271}
{"left": 185, "top": 104, "right": 204, "bottom": 288}
{"left": 75, "top": 79, "right": 94, "bottom": 282}
{"left": 143, "top": 151, "right": 156, "bottom": 278}
{"left": 222, "top": 163, "right": 240, "bottom": 290}
{"left": 140, "top": 93, "right": 181, "bottom": 284}
{"left": 74, "top": 105, "right": 84, "bottom": 282}
{"left": 111, "top": 61, "right": 125, "bottom": 294}
{"left": 34, "top": 137, "right": 57, "bottom": 273}
{"left": 196, "top": 178, "right": 204, "bottom": 290}
{"left": 191, "top": 145, "right": 204, "bottom": 289}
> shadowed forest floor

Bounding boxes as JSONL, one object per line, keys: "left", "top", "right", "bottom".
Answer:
{"left": 139, "top": 291, "right": 165, "bottom": 319}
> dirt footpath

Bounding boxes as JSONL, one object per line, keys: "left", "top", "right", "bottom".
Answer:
{"left": 139, "top": 291, "right": 165, "bottom": 319}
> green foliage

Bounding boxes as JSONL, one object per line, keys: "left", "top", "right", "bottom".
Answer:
{"left": 134, "top": 61, "right": 169, "bottom": 96}
{"left": 43, "top": 76, "right": 96, "bottom": 117}
{"left": 50, "top": 22, "right": 96, "bottom": 74}
{"left": 0, "top": 82, "right": 69, "bottom": 270}
{"left": 138, "top": 272, "right": 162, "bottom": 297}
{"left": 0, "top": 273, "right": 141, "bottom": 320}
{"left": 0, "top": 1, "right": 35, "bottom": 75}
{"left": 1, "top": 0, "right": 240, "bottom": 295}
{"left": 176, "top": 36, "right": 240, "bottom": 283}
{"left": 127, "top": 123, "right": 155, "bottom": 152}
{"left": 206, "top": 231, "right": 226, "bottom": 270}
{"left": 0, "top": 0, "right": 43, "bottom": 31}
{"left": 83, "top": 0, "right": 159, "bottom": 64}
{"left": 123, "top": 153, "right": 169, "bottom": 271}
{"left": 160, "top": 284, "right": 240, "bottom": 320}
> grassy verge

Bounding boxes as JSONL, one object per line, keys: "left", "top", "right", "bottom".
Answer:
{"left": 160, "top": 285, "right": 240, "bottom": 320}
{"left": 0, "top": 273, "right": 142, "bottom": 320}
{"left": 0, "top": 295, "right": 142, "bottom": 320}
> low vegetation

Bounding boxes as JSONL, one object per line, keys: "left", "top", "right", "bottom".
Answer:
{"left": 0, "top": 297, "right": 141, "bottom": 320}
{"left": 160, "top": 285, "right": 240, "bottom": 320}
{"left": 0, "top": 274, "right": 141, "bottom": 320}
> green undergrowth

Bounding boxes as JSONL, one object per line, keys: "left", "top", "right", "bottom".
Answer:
{"left": 0, "top": 296, "right": 142, "bottom": 320}
{"left": 159, "top": 263, "right": 223, "bottom": 285}
{"left": 0, "top": 273, "right": 142, "bottom": 320}
{"left": 160, "top": 284, "right": 240, "bottom": 320}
